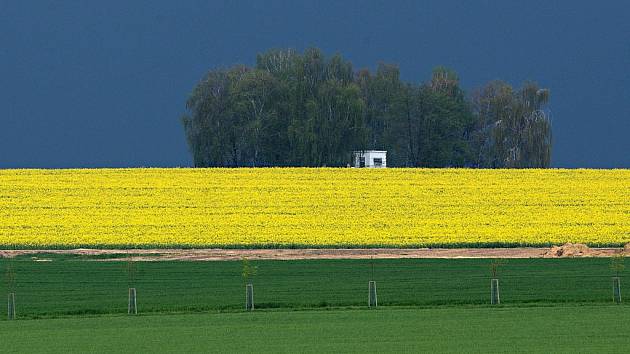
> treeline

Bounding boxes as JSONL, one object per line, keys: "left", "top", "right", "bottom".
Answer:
{"left": 182, "top": 48, "right": 551, "bottom": 168}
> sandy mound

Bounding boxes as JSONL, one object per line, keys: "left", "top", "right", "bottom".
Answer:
{"left": 543, "top": 243, "right": 595, "bottom": 258}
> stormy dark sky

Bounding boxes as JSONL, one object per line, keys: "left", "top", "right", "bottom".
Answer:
{"left": 1, "top": 0, "right": 628, "bottom": 168}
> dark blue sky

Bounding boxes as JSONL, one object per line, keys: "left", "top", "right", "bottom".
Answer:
{"left": 1, "top": 1, "right": 629, "bottom": 168}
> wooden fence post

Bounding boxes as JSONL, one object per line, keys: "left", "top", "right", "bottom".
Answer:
{"left": 368, "top": 281, "right": 378, "bottom": 307}
{"left": 613, "top": 277, "right": 622, "bottom": 304}
{"left": 491, "top": 279, "right": 500, "bottom": 305}
{"left": 246, "top": 284, "right": 254, "bottom": 311}
{"left": 7, "top": 293, "right": 15, "bottom": 320}
{"left": 128, "top": 288, "right": 137, "bottom": 315}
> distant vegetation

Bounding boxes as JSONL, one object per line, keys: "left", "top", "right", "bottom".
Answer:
{"left": 181, "top": 48, "right": 552, "bottom": 168}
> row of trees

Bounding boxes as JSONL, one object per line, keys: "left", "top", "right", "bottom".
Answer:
{"left": 181, "top": 48, "right": 552, "bottom": 167}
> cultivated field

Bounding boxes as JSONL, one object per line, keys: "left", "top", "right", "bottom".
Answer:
{"left": 0, "top": 168, "right": 628, "bottom": 248}
{"left": 2, "top": 306, "right": 629, "bottom": 353}
{"left": 1, "top": 255, "right": 627, "bottom": 317}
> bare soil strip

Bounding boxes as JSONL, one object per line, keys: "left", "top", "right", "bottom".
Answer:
{"left": 0, "top": 244, "right": 627, "bottom": 261}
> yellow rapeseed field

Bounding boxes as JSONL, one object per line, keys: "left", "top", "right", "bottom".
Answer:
{"left": 0, "top": 168, "right": 628, "bottom": 248}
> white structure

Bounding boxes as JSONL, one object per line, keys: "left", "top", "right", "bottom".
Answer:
{"left": 353, "top": 150, "right": 387, "bottom": 168}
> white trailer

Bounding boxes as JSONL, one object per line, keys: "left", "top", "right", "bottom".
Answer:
{"left": 353, "top": 150, "right": 387, "bottom": 168}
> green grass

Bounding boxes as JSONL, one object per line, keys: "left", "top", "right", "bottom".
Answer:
{"left": 1, "top": 306, "right": 629, "bottom": 353}
{"left": 0, "top": 255, "right": 626, "bottom": 319}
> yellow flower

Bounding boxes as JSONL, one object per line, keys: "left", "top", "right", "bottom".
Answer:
{"left": 0, "top": 168, "right": 628, "bottom": 247}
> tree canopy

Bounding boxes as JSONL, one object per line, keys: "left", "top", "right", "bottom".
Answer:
{"left": 182, "top": 48, "right": 552, "bottom": 168}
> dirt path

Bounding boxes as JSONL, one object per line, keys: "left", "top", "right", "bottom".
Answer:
{"left": 0, "top": 244, "right": 626, "bottom": 261}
